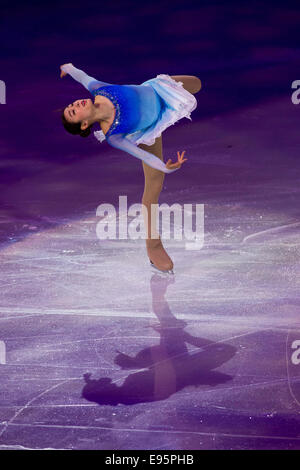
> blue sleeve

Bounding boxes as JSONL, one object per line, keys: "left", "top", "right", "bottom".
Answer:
{"left": 106, "top": 133, "right": 178, "bottom": 174}
{"left": 61, "top": 64, "right": 112, "bottom": 93}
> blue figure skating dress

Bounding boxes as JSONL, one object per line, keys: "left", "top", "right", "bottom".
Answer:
{"left": 61, "top": 64, "right": 198, "bottom": 174}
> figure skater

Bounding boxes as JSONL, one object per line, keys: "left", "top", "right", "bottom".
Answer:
{"left": 59, "top": 63, "right": 201, "bottom": 273}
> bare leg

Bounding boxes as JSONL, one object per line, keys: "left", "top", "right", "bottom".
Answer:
{"left": 138, "top": 75, "right": 201, "bottom": 271}
{"left": 170, "top": 75, "right": 202, "bottom": 94}
{"left": 139, "top": 135, "right": 174, "bottom": 271}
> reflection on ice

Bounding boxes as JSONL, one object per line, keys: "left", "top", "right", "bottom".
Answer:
{"left": 82, "top": 273, "right": 236, "bottom": 405}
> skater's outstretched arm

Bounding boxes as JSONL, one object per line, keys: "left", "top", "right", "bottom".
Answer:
{"left": 60, "top": 63, "right": 112, "bottom": 93}
{"left": 106, "top": 133, "right": 187, "bottom": 174}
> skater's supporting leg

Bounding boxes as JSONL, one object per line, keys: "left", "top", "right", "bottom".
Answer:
{"left": 139, "top": 135, "right": 174, "bottom": 271}
{"left": 139, "top": 136, "right": 164, "bottom": 241}
{"left": 170, "top": 75, "right": 201, "bottom": 94}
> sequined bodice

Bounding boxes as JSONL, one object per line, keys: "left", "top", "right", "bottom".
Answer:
{"left": 92, "top": 84, "right": 163, "bottom": 138}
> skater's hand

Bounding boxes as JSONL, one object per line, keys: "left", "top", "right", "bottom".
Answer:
{"left": 165, "top": 151, "right": 188, "bottom": 170}
{"left": 60, "top": 63, "right": 73, "bottom": 78}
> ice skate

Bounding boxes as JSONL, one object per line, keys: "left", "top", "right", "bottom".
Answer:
{"left": 146, "top": 236, "right": 174, "bottom": 274}
{"left": 149, "top": 259, "right": 174, "bottom": 275}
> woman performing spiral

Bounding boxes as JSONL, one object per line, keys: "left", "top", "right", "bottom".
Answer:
{"left": 59, "top": 63, "right": 201, "bottom": 273}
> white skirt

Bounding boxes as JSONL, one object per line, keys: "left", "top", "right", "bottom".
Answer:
{"left": 93, "top": 74, "right": 198, "bottom": 145}
{"left": 125, "top": 74, "right": 198, "bottom": 146}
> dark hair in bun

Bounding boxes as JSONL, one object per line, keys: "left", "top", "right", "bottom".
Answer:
{"left": 60, "top": 108, "right": 94, "bottom": 138}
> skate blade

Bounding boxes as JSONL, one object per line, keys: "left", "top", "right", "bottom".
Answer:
{"left": 150, "top": 260, "right": 174, "bottom": 275}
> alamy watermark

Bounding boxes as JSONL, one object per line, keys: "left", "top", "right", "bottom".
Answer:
{"left": 0, "top": 340, "right": 6, "bottom": 364}
{"left": 291, "top": 80, "right": 300, "bottom": 104}
{"left": 0, "top": 80, "right": 6, "bottom": 104}
{"left": 290, "top": 340, "right": 300, "bottom": 365}
{"left": 95, "top": 196, "right": 204, "bottom": 250}
{"left": 286, "top": 332, "right": 300, "bottom": 405}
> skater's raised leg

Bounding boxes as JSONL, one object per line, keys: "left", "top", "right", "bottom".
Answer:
{"left": 139, "top": 135, "right": 174, "bottom": 272}
{"left": 170, "top": 75, "right": 202, "bottom": 94}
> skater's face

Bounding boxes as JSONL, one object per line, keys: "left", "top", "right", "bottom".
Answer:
{"left": 63, "top": 98, "right": 93, "bottom": 125}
